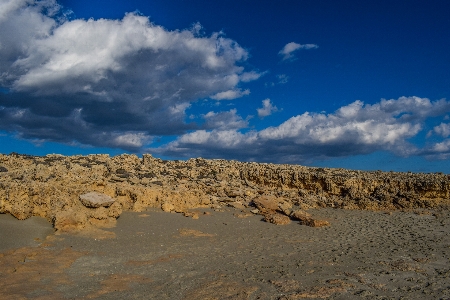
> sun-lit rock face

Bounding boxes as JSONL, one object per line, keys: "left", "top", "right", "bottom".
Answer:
{"left": 0, "top": 153, "right": 449, "bottom": 231}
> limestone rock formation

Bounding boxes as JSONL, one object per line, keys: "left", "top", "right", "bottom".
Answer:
{"left": 0, "top": 153, "right": 449, "bottom": 231}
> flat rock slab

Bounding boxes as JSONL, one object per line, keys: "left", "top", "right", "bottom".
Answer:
{"left": 79, "top": 192, "right": 115, "bottom": 208}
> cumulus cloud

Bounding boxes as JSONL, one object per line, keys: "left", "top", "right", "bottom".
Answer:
{"left": 0, "top": 0, "right": 261, "bottom": 151}
{"left": 240, "top": 71, "right": 266, "bottom": 82}
{"left": 418, "top": 139, "right": 450, "bottom": 160}
{"left": 153, "top": 97, "right": 450, "bottom": 163}
{"left": 278, "top": 42, "right": 318, "bottom": 61}
{"left": 420, "top": 122, "right": 450, "bottom": 159}
{"left": 257, "top": 99, "right": 279, "bottom": 118}
{"left": 210, "top": 89, "right": 250, "bottom": 100}
{"left": 427, "top": 123, "right": 450, "bottom": 138}
{"left": 202, "top": 109, "right": 248, "bottom": 130}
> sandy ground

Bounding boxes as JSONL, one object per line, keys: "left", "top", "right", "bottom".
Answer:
{"left": 0, "top": 214, "right": 55, "bottom": 252}
{"left": 1, "top": 207, "right": 450, "bottom": 299}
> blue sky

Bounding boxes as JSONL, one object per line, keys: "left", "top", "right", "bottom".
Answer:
{"left": 1, "top": 0, "right": 449, "bottom": 172}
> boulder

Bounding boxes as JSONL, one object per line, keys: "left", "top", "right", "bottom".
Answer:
{"left": 79, "top": 192, "right": 115, "bottom": 208}
{"left": 278, "top": 201, "right": 293, "bottom": 215}
{"left": 253, "top": 195, "right": 279, "bottom": 211}
{"left": 291, "top": 209, "right": 329, "bottom": 227}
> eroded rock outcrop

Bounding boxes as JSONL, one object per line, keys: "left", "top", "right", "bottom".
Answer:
{"left": 0, "top": 153, "right": 449, "bottom": 231}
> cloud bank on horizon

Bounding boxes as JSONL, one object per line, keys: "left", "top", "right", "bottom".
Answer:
{"left": 1, "top": 0, "right": 450, "bottom": 165}
{"left": 153, "top": 97, "right": 450, "bottom": 163}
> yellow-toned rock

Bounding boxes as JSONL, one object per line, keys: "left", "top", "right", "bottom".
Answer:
{"left": 0, "top": 153, "right": 449, "bottom": 232}
{"left": 291, "top": 210, "right": 312, "bottom": 222}
{"left": 264, "top": 213, "right": 291, "bottom": 225}
{"left": 253, "top": 195, "right": 279, "bottom": 211}
{"left": 302, "top": 218, "right": 330, "bottom": 227}
{"left": 161, "top": 202, "right": 175, "bottom": 212}
{"left": 79, "top": 191, "right": 115, "bottom": 208}
{"left": 54, "top": 209, "right": 88, "bottom": 232}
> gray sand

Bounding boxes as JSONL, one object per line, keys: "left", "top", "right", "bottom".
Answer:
{"left": 0, "top": 214, "right": 54, "bottom": 252}
{"left": 1, "top": 208, "right": 449, "bottom": 299}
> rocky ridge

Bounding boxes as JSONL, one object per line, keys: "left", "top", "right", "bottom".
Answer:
{"left": 0, "top": 153, "right": 449, "bottom": 231}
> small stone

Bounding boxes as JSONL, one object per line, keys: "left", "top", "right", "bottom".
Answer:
{"left": 183, "top": 211, "right": 199, "bottom": 219}
{"left": 302, "top": 218, "right": 330, "bottom": 227}
{"left": 79, "top": 192, "right": 115, "bottom": 208}
{"left": 290, "top": 209, "right": 312, "bottom": 221}
{"left": 264, "top": 213, "right": 291, "bottom": 225}
{"left": 228, "top": 202, "right": 246, "bottom": 210}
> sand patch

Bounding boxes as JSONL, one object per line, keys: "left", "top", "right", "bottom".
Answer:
{"left": 184, "top": 279, "right": 259, "bottom": 300}
{"left": 126, "top": 254, "right": 184, "bottom": 267}
{"left": 57, "top": 225, "right": 116, "bottom": 240}
{"left": 177, "top": 228, "right": 216, "bottom": 237}
{"left": 86, "top": 273, "right": 152, "bottom": 298}
{"left": 0, "top": 238, "right": 86, "bottom": 299}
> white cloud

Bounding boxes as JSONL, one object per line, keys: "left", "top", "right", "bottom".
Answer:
{"left": 427, "top": 123, "right": 450, "bottom": 138}
{"left": 257, "top": 99, "right": 279, "bottom": 118}
{"left": 277, "top": 74, "right": 289, "bottom": 84}
{"left": 202, "top": 109, "right": 248, "bottom": 130}
{"left": 421, "top": 122, "right": 450, "bottom": 159}
{"left": 112, "top": 132, "right": 151, "bottom": 148}
{"left": 10, "top": 14, "right": 248, "bottom": 94}
{"left": 153, "top": 97, "right": 450, "bottom": 163}
{"left": 210, "top": 89, "right": 250, "bottom": 100}
{"left": 240, "top": 71, "right": 265, "bottom": 82}
{"left": 278, "top": 42, "right": 318, "bottom": 61}
{"left": 0, "top": 0, "right": 261, "bottom": 151}
{"left": 420, "top": 139, "right": 450, "bottom": 160}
